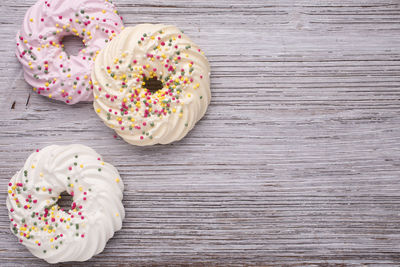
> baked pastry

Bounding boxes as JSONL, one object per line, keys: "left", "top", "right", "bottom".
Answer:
{"left": 92, "top": 24, "right": 211, "bottom": 145}
{"left": 6, "top": 144, "right": 124, "bottom": 263}
{"left": 16, "top": 0, "right": 124, "bottom": 104}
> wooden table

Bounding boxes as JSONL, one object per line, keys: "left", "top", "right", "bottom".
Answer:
{"left": 1, "top": 0, "right": 400, "bottom": 265}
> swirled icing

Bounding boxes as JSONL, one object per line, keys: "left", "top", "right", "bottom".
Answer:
{"left": 92, "top": 24, "right": 211, "bottom": 146}
{"left": 6, "top": 145, "right": 124, "bottom": 263}
{"left": 16, "top": 0, "right": 124, "bottom": 104}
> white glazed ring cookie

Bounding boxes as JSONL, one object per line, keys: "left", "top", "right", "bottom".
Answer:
{"left": 6, "top": 144, "right": 124, "bottom": 263}
{"left": 16, "top": 0, "right": 124, "bottom": 104}
{"left": 92, "top": 24, "right": 211, "bottom": 146}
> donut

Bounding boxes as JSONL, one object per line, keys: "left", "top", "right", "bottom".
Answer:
{"left": 16, "top": 0, "right": 124, "bottom": 104}
{"left": 6, "top": 144, "right": 124, "bottom": 263}
{"left": 92, "top": 24, "right": 211, "bottom": 146}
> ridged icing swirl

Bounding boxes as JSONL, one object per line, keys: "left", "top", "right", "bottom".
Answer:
{"left": 92, "top": 24, "right": 211, "bottom": 146}
{"left": 16, "top": 0, "right": 124, "bottom": 104}
{"left": 6, "top": 145, "right": 124, "bottom": 263}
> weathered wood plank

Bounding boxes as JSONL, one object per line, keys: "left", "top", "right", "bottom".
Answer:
{"left": 1, "top": 0, "right": 400, "bottom": 266}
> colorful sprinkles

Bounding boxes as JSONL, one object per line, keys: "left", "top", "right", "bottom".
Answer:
{"left": 16, "top": 0, "right": 124, "bottom": 104}
{"left": 94, "top": 25, "right": 209, "bottom": 144}
{"left": 7, "top": 146, "right": 123, "bottom": 256}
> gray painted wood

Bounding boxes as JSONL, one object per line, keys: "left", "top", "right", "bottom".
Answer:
{"left": 1, "top": 0, "right": 400, "bottom": 265}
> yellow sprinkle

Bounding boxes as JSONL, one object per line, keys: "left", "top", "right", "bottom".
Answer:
{"left": 30, "top": 18, "right": 33, "bottom": 22}
{"left": 42, "top": 187, "right": 46, "bottom": 191}
{"left": 31, "top": 165, "right": 35, "bottom": 169}
{"left": 102, "top": 9, "right": 106, "bottom": 13}
{"left": 96, "top": 108, "right": 101, "bottom": 113}
{"left": 48, "top": 94, "right": 52, "bottom": 98}
{"left": 80, "top": 164, "right": 84, "bottom": 168}
{"left": 115, "top": 178, "right": 120, "bottom": 183}
{"left": 116, "top": 213, "right": 119, "bottom": 217}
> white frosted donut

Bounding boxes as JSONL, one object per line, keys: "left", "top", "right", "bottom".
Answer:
{"left": 92, "top": 24, "right": 211, "bottom": 146}
{"left": 16, "top": 0, "right": 124, "bottom": 104}
{"left": 6, "top": 144, "right": 124, "bottom": 263}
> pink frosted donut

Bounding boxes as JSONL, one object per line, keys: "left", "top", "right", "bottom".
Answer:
{"left": 16, "top": 0, "right": 124, "bottom": 104}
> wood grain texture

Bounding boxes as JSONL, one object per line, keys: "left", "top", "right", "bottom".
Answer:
{"left": 1, "top": 0, "right": 400, "bottom": 265}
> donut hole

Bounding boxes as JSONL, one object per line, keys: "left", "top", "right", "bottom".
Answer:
{"left": 57, "top": 191, "right": 74, "bottom": 211}
{"left": 61, "top": 35, "right": 85, "bottom": 56}
{"left": 143, "top": 76, "right": 163, "bottom": 93}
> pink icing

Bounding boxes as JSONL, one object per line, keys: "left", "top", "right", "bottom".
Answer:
{"left": 16, "top": 0, "right": 124, "bottom": 104}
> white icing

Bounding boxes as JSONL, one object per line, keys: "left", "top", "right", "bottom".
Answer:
{"left": 92, "top": 24, "right": 211, "bottom": 146}
{"left": 6, "top": 144, "right": 124, "bottom": 263}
